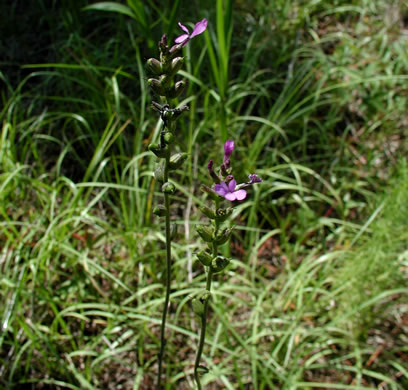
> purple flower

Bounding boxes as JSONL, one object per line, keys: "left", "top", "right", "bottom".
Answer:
{"left": 175, "top": 18, "right": 208, "bottom": 47}
{"left": 214, "top": 179, "right": 247, "bottom": 202}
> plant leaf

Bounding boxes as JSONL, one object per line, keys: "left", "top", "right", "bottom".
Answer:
{"left": 82, "top": 2, "right": 136, "bottom": 19}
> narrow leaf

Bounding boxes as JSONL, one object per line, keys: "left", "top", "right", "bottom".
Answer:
{"left": 82, "top": 2, "right": 136, "bottom": 19}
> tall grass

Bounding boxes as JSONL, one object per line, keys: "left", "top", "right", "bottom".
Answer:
{"left": 1, "top": 0, "right": 408, "bottom": 388}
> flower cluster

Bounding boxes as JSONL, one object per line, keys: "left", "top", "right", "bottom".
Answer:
{"left": 193, "top": 140, "right": 262, "bottom": 388}
{"left": 146, "top": 18, "right": 207, "bottom": 100}
{"left": 147, "top": 20, "right": 208, "bottom": 201}
{"left": 195, "top": 140, "right": 262, "bottom": 272}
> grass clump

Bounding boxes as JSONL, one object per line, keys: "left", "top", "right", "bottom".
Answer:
{"left": 334, "top": 160, "right": 408, "bottom": 337}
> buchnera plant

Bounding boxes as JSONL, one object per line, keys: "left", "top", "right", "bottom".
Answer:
{"left": 146, "top": 18, "right": 207, "bottom": 389}
{"left": 193, "top": 140, "right": 262, "bottom": 389}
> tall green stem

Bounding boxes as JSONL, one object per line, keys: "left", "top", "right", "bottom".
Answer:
{"left": 157, "top": 151, "right": 171, "bottom": 389}
{"left": 194, "top": 219, "right": 219, "bottom": 389}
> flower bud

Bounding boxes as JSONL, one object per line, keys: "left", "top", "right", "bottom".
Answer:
{"left": 196, "top": 250, "right": 213, "bottom": 266}
{"left": 214, "top": 227, "right": 233, "bottom": 245}
{"left": 191, "top": 291, "right": 211, "bottom": 316}
{"left": 146, "top": 58, "right": 162, "bottom": 75}
{"left": 162, "top": 182, "right": 176, "bottom": 194}
{"left": 163, "top": 132, "right": 174, "bottom": 145}
{"left": 208, "top": 160, "right": 220, "bottom": 184}
{"left": 196, "top": 225, "right": 214, "bottom": 242}
{"left": 170, "top": 223, "right": 178, "bottom": 240}
{"left": 167, "top": 80, "right": 186, "bottom": 98}
{"left": 199, "top": 206, "right": 217, "bottom": 219}
{"left": 159, "top": 74, "right": 171, "bottom": 88}
{"left": 154, "top": 163, "right": 165, "bottom": 183}
{"left": 192, "top": 297, "right": 204, "bottom": 316}
{"left": 169, "top": 152, "right": 188, "bottom": 170}
{"left": 215, "top": 207, "right": 233, "bottom": 222}
{"left": 169, "top": 57, "right": 184, "bottom": 75}
{"left": 153, "top": 204, "right": 166, "bottom": 217}
{"left": 211, "top": 256, "right": 230, "bottom": 273}
{"left": 148, "top": 143, "right": 168, "bottom": 158}
{"left": 159, "top": 34, "right": 168, "bottom": 53}
{"left": 168, "top": 44, "right": 182, "bottom": 59}
{"left": 148, "top": 78, "right": 165, "bottom": 96}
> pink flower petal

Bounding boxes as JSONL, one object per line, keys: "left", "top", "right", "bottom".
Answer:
{"left": 225, "top": 192, "right": 237, "bottom": 201}
{"left": 178, "top": 22, "right": 190, "bottom": 34}
{"left": 221, "top": 181, "right": 229, "bottom": 191}
{"left": 235, "top": 189, "right": 247, "bottom": 201}
{"left": 228, "top": 179, "right": 236, "bottom": 192}
{"left": 175, "top": 34, "right": 189, "bottom": 44}
{"left": 190, "top": 18, "right": 208, "bottom": 38}
{"left": 214, "top": 184, "right": 227, "bottom": 196}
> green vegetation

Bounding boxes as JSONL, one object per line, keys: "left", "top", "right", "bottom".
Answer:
{"left": 1, "top": 0, "right": 408, "bottom": 388}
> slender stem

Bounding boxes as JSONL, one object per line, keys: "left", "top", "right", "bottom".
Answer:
{"left": 194, "top": 219, "right": 219, "bottom": 389}
{"left": 157, "top": 151, "right": 171, "bottom": 389}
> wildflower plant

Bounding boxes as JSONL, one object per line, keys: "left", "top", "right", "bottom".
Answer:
{"left": 146, "top": 19, "right": 207, "bottom": 388}
{"left": 193, "top": 140, "right": 262, "bottom": 389}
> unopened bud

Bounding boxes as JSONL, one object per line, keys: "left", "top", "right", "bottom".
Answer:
{"left": 168, "top": 44, "right": 182, "bottom": 59}
{"left": 170, "top": 57, "right": 184, "bottom": 75}
{"left": 211, "top": 256, "right": 230, "bottom": 273}
{"left": 159, "top": 34, "right": 168, "bottom": 52}
{"left": 154, "top": 164, "right": 165, "bottom": 182}
{"left": 162, "top": 182, "right": 175, "bottom": 194}
{"left": 192, "top": 297, "right": 204, "bottom": 316}
{"left": 148, "top": 78, "right": 165, "bottom": 96}
{"left": 148, "top": 143, "right": 168, "bottom": 158}
{"left": 196, "top": 225, "right": 214, "bottom": 242}
{"left": 215, "top": 207, "right": 233, "bottom": 222}
{"left": 191, "top": 291, "right": 211, "bottom": 316}
{"left": 153, "top": 205, "right": 166, "bottom": 217}
{"left": 159, "top": 74, "right": 170, "bottom": 88}
{"left": 170, "top": 224, "right": 178, "bottom": 240}
{"left": 214, "top": 227, "right": 233, "bottom": 245}
{"left": 196, "top": 250, "right": 213, "bottom": 266}
{"left": 199, "top": 206, "right": 217, "bottom": 219}
{"left": 146, "top": 58, "right": 162, "bottom": 75}
{"left": 163, "top": 132, "right": 174, "bottom": 145}
{"left": 208, "top": 160, "right": 220, "bottom": 184}
{"left": 169, "top": 152, "right": 188, "bottom": 170}
{"left": 167, "top": 80, "right": 186, "bottom": 98}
